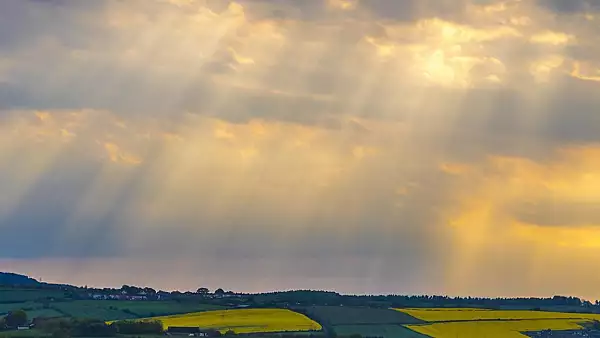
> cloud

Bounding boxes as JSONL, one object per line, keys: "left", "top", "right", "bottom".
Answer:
{"left": 0, "top": 0, "right": 599, "bottom": 299}
{"left": 537, "top": 0, "right": 600, "bottom": 14}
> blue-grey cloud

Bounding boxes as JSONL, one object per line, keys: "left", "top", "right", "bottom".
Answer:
{"left": 538, "top": 0, "right": 600, "bottom": 13}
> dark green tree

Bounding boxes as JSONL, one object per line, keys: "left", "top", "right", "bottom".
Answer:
{"left": 5, "top": 310, "right": 27, "bottom": 328}
{"left": 197, "top": 287, "right": 210, "bottom": 295}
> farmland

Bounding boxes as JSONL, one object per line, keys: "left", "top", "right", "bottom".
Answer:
{"left": 0, "top": 298, "right": 225, "bottom": 321}
{"left": 395, "top": 308, "right": 600, "bottom": 337}
{"left": 332, "top": 325, "right": 427, "bottom": 338}
{"left": 0, "top": 288, "right": 68, "bottom": 302}
{"left": 295, "top": 306, "right": 426, "bottom": 337}
{"left": 2, "top": 282, "right": 600, "bottom": 338}
{"left": 406, "top": 319, "right": 589, "bottom": 338}
{"left": 299, "top": 306, "right": 424, "bottom": 325}
{"left": 52, "top": 300, "right": 224, "bottom": 320}
{"left": 137, "top": 308, "right": 322, "bottom": 334}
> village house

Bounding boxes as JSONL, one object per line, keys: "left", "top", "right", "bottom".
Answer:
{"left": 165, "top": 326, "right": 213, "bottom": 337}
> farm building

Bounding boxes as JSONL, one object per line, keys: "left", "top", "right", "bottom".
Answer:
{"left": 166, "top": 326, "right": 213, "bottom": 337}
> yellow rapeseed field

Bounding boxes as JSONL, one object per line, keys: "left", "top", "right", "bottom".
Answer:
{"left": 406, "top": 319, "right": 588, "bottom": 338}
{"left": 139, "top": 308, "right": 322, "bottom": 334}
{"left": 396, "top": 308, "right": 600, "bottom": 322}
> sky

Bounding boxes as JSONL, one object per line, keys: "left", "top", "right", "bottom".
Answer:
{"left": 0, "top": 0, "right": 599, "bottom": 300}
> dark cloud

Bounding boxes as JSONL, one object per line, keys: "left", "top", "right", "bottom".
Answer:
{"left": 0, "top": 0, "right": 107, "bottom": 50}
{"left": 357, "top": 0, "right": 472, "bottom": 21}
{"left": 542, "top": 77, "right": 600, "bottom": 144}
{"left": 242, "top": 0, "right": 498, "bottom": 22}
{"left": 537, "top": 0, "right": 600, "bottom": 13}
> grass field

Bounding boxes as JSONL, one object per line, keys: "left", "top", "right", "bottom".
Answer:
{"left": 0, "top": 329, "right": 51, "bottom": 338}
{"left": 137, "top": 308, "right": 322, "bottom": 334}
{"left": 300, "top": 306, "right": 424, "bottom": 325}
{"left": 0, "top": 301, "right": 65, "bottom": 319}
{"left": 0, "top": 289, "right": 66, "bottom": 302}
{"left": 0, "top": 302, "right": 40, "bottom": 315}
{"left": 395, "top": 308, "right": 600, "bottom": 322}
{"left": 0, "top": 298, "right": 226, "bottom": 321}
{"left": 406, "top": 319, "right": 589, "bottom": 338}
{"left": 53, "top": 300, "right": 225, "bottom": 320}
{"left": 333, "top": 324, "right": 428, "bottom": 338}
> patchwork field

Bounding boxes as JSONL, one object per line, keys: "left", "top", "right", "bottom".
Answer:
{"left": 139, "top": 308, "right": 322, "bottom": 334}
{"left": 396, "top": 308, "right": 600, "bottom": 337}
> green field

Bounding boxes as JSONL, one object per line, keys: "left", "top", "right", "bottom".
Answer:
{"left": 0, "top": 293, "right": 226, "bottom": 322}
{"left": 0, "top": 302, "right": 40, "bottom": 315}
{"left": 0, "top": 301, "right": 64, "bottom": 319}
{"left": 0, "top": 289, "right": 67, "bottom": 302}
{"left": 52, "top": 300, "right": 225, "bottom": 320}
{"left": 294, "top": 306, "right": 425, "bottom": 338}
{"left": 298, "top": 306, "right": 424, "bottom": 325}
{"left": 333, "top": 324, "right": 428, "bottom": 338}
{"left": 0, "top": 329, "right": 51, "bottom": 338}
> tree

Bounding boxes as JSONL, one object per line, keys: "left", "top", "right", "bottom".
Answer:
{"left": 215, "top": 288, "right": 225, "bottom": 296}
{"left": 197, "top": 287, "right": 210, "bottom": 295}
{"left": 5, "top": 310, "right": 27, "bottom": 328}
{"left": 143, "top": 287, "right": 156, "bottom": 294}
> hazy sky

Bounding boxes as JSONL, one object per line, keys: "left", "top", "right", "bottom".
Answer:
{"left": 0, "top": 0, "right": 599, "bottom": 300}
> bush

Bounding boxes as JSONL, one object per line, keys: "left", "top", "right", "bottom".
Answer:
{"left": 34, "top": 318, "right": 72, "bottom": 333}
{"left": 113, "top": 320, "right": 163, "bottom": 335}
{"left": 71, "top": 319, "right": 117, "bottom": 337}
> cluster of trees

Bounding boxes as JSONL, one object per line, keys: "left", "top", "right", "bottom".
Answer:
{"left": 0, "top": 310, "right": 28, "bottom": 329}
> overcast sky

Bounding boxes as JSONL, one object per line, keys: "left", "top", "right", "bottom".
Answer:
{"left": 0, "top": 0, "right": 599, "bottom": 300}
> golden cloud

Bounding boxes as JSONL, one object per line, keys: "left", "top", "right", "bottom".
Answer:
{"left": 530, "top": 30, "right": 574, "bottom": 45}
{"left": 104, "top": 142, "right": 143, "bottom": 165}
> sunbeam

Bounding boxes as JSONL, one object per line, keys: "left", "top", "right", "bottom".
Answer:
{"left": 0, "top": 0, "right": 599, "bottom": 300}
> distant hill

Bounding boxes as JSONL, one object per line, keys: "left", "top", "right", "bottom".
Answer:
{"left": 0, "top": 272, "right": 41, "bottom": 286}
